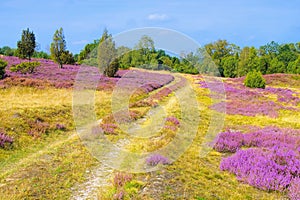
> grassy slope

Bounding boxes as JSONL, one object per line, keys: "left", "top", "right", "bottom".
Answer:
{"left": 0, "top": 71, "right": 299, "bottom": 199}
{"left": 132, "top": 74, "right": 291, "bottom": 200}
{"left": 0, "top": 87, "right": 112, "bottom": 199}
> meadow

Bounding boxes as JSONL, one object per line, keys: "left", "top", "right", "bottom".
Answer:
{"left": 0, "top": 56, "right": 299, "bottom": 199}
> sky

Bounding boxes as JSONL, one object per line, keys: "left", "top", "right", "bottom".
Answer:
{"left": 0, "top": 0, "right": 299, "bottom": 54}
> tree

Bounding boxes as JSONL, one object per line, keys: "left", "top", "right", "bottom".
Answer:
{"left": 222, "top": 55, "right": 239, "bottom": 78}
{"left": 16, "top": 28, "right": 36, "bottom": 60}
{"left": 287, "top": 56, "right": 300, "bottom": 74}
{"left": 238, "top": 47, "right": 259, "bottom": 77}
{"left": 135, "top": 35, "right": 155, "bottom": 54}
{"left": 50, "top": 28, "right": 67, "bottom": 68}
{"left": 204, "top": 40, "right": 238, "bottom": 77}
{"left": 0, "top": 59, "right": 7, "bottom": 79}
{"left": 0, "top": 46, "right": 15, "bottom": 56}
{"left": 97, "top": 28, "right": 119, "bottom": 77}
{"left": 244, "top": 70, "right": 266, "bottom": 89}
{"left": 78, "top": 39, "right": 99, "bottom": 63}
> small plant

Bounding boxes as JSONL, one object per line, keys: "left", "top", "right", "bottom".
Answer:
{"left": 27, "top": 118, "right": 50, "bottom": 138}
{"left": 0, "top": 130, "right": 13, "bottom": 148}
{"left": 10, "top": 61, "right": 40, "bottom": 74}
{"left": 100, "top": 123, "right": 118, "bottom": 134}
{"left": 55, "top": 123, "right": 66, "bottom": 131}
{"left": 146, "top": 154, "right": 170, "bottom": 166}
{"left": 113, "top": 172, "right": 133, "bottom": 188}
{"left": 244, "top": 70, "right": 266, "bottom": 89}
{"left": 0, "top": 58, "right": 7, "bottom": 79}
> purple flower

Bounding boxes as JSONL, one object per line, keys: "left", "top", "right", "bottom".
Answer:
{"left": 0, "top": 131, "right": 13, "bottom": 148}
{"left": 146, "top": 154, "right": 170, "bottom": 166}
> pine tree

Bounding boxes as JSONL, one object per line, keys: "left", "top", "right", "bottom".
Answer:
{"left": 97, "top": 29, "right": 119, "bottom": 77}
{"left": 17, "top": 28, "right": 36, "bottom": 60}
{"left": 50, "top": 28, "right": 67, "bottom": 68}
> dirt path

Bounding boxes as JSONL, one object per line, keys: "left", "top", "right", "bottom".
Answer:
{"left": 70, "top": 74, "right": 187, "bottom": 199}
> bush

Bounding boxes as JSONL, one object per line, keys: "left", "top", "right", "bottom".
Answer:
{"left": 0, "top": 130, "right": 13, "bottom": 148}
{"left": 0, "top": 58, "right": 7, "bottom": 79}
{"left": 244, "top": 70, "right": 266, "bottom": 89}
{"left": 104, "top": 58, "right": 119, "bottom": 77}
{"left": 10, "top": 61, "right": 40, "bottom": 74}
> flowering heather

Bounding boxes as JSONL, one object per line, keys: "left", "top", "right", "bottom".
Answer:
{"left": 112, "top": 172, "right": 133, "bottom": 188}
{"left": 214, "top": 126, "right": 300, "bottom": 193}
{"left": 288, "top": 177, "right": 300, "bottom": 200}
{"left": 146, "top": 154, "right": 170, "bottom": 166}
{"left": 199, "top": 74, "right": 300, "bottom": 118}
{"left": 100, "top": 123, "right": 118, "bottom": 134}
{"left": 220, "top": 148, "right": 299, "bottom": 191}
{"left": 0, "top": 131, "right": 13, "bottom": 148}
{"left": 55, "top": 123, "right": 66, "bottom": 130}
{"left": 1, "top": 56, "right": 174, "bottom": 91}
{"left": 131, "top": 76, "right": 186, "bottom": 108}
{"left": 213, "top": 130, "right": 244, "bottom": 153}
{"left": 165, "top": 116, "right": 180, "bottom": 126}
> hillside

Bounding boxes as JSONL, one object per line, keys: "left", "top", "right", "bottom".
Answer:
{"left": 0, "top": 56, "right": 299, "bottom": 199}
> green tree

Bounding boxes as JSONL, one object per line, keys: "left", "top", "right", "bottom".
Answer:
{"left": 97, "top": 28, "right": 118, "bottom": 77}
{"left": 50, "top": 28, "right": 67, "bottom": 68}
{"left": 222, "top": 55, "right": 239, "bottom": 78}
{"left": 0, "top": 59, "right": 7, "bottom": 79}
{"left": 61, "top": 50, "right": 75, "bottom": 64}
{"left": 267, "top": 58, "right": 285, "bottom": 74}
{"left": 205, "top": 40, "right": 239, "bottom": 76}
{"left": 0, "top": 46, "right": 15, "bottom": 56}
{"left": 135, "top": 35, "right": 155, "bottom": 53}
{"left": 238, "top": 47, "right": 259, "bottom": 77}
{"left": 287, "top": 56, "right": 300, "bottom": 74}
{"left": 244, "top": 70, "right": 266, "bottom": 89}
{"left": 16, "top": 28, "right": 36, "bottom": 60}
{"left": 78, "top": 39, "right": 99, "bottom": 63}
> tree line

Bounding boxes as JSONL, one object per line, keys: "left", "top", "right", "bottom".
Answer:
{"left": 1, "top": 28, "right": 299, "bottom": 77}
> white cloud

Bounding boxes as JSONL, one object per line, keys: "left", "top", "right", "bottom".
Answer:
{"left": 147, "top": 13, "right": 168, "bottom": 21}
{"left": 72, "top": 40, "right": 89, "bottom": 45}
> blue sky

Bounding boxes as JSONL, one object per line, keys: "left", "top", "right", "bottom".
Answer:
{"left": 0, "top": 0, "right": 299, "bottom": 54}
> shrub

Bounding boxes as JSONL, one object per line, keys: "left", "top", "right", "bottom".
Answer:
{"left": 104, "top": 58, "right": 119, "bottom": 77}
{"left": 244, "top": 70, "right": 266, "bottom": 89}
{"left": 10, "top": 61, "right": 40, "bottom": 74}
{"left": 0, "top": 58, "right": 7, "bottom": 79}
{"left": 0, "top": 131, "right": 13, "bottom": 148}
{"left": 146, "top": 154, "right": 170, "bottom": 166}
{"left": 113, "top": 172, "right": 133, "bottom": 188}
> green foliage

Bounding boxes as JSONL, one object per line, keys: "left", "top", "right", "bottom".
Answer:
{"left": 222, "top": 55, "right": 239, "bottom": 78}
{"left": 10, "top": 61, "right": 40, "bottom": 74}
{"left": 287, "top": 56, "right": 300, "bottom": 74}
{"left": 0, "top": 46, "right": 16, "bottom": 56}
{"left": 61, "top": 50, "right": 75, "bottom": 64}
{"left": 205, "top": 40, "right": 240, "bottom": 76}
{"left": 16, "top": 28, "right": 36, "bottom": 60}
{"left": 32, "top": 51, "right": 50, "bottom": 59}
{"left": 104, "top": 58, "right": 119, "bottom": 77}
{"left": 50, "top": 27, "right": 67, "bottom": 68}
{"left": 0, "top": 59, "right": 7, "bottom": 79}
{"left": 244, "top": 70, "right": 266, "bottom": 89}
{"left": 77, "top": 39, "right": 99, "bottom": 64}
{"left": 97, "top": 29, "right": 118, "bottom": 77}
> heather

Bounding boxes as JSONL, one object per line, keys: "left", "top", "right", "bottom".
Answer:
{"left": 0, "top": 56, "right": 298, "bottom": 199}
{"left": 146, "top": 154, "right": 170, "bottom": 166}
{"left": 198, "top": 74, "right": 300, "bottom": 118}
{"left": 214, "top": 126, "right": 300, "bottom": 196}
{"left": 0, "top": 130, "right": 13, "bottom": 148}
{"left": 1, "top": 56, "right": 173, "bottom": 91}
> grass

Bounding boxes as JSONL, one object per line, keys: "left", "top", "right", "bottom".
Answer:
{"left": 0, "top": 72, "right": 299, "bottom": 199}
